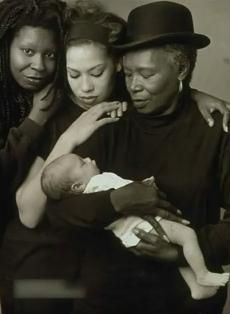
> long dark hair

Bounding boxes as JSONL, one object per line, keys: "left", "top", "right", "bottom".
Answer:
{"left": 0, "top": 0, "right": 66, "bottom": 145}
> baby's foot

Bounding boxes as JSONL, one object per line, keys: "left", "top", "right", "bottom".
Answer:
{"left": 197, "top": 272, "right": 230, "bottom": 287}
{"left": 191, "top": 285, "right": 219, "bottom": 300}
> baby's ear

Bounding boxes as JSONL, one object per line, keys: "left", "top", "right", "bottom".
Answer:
{"left": 142, "top": 176, "right": 155, "bottom": 186}
{"left": 71, "top": 182, "right": 85, "bottom": 194}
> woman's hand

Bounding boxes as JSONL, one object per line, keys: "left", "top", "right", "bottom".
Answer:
{"left": 192, "top": 89, "right": 230, "bottom": 132}
{"left": 130, "top": 226, "right": 179, "bottom": 263}
{"left": 62, "top": 101, "right": 123, "bottom": 147}
{"left": 30, "top": 83, "right": 60, "bottom": 126}
{"left": 110, "top": 181, "right": 189, "bottom": 225}
{"left": 107, "top": 101, "right": 128, "bottom": 118}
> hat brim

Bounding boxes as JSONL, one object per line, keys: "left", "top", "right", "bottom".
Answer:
{"left": 114, "top": 32, "right": 210, "bottom": 50}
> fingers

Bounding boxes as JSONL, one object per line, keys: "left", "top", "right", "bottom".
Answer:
{"left": 96, "top": 116, "right": 120, "bottom": 128}
{"left": 212, "top": 101, "right": 230, "bottom": 133}
{"left": 93, "top": 102, "right": 121, "bottom": 117}
{"left": 134, "top": 228, "right": 160, "bottom": 247}
{"left": 199, "top": 106, "right": 214, "bottom": 128}
{"left": 143, "top": 216, "right": 169, "bottom": 242}
{"left": 155, "top": 208, "right": 190, "bottom": 225}
{"left": 81, "top": 101, "right": 127, "bottom": 122}
{"left": 129, "top": 247, "right": 142, "bottom": 256}
{"left": 156, "top": 199, "right": 180, "bottom": 214}
{"left": 209, "top": 100, "right": 230, "bottom": 133}
{"left": 106, "top": 101, "right": 128, "bottom": 118}
{"left": 222, "top": 110, "right": 230, "bottom": 133}
{"left": 122, "top": 101, "right": 128, "bottom": 112}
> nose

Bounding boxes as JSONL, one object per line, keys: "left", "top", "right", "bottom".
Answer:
{"left": 83, "top": 157, "right": 92, "bottom": 163}
{"left": 81, "top": 75, "right": 94, "bottom": 93}
{"left": 30, "top": 54, "right": 45, "bottom": 72}
{"left": 130, "top": 75, "right": 142, "bottom": 92}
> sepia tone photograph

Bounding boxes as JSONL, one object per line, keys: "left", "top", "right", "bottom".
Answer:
{"left": 0, "top": 0, "right": 230, "bottom": 313}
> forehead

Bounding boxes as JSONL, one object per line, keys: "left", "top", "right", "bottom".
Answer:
{"left": 13, "top": 26, "right": 56, "bottom": 47}
{"left": 123, "top": 47, "right": 169, "bottom": 68}
{"left": 66, "top": 43, "right": 110, "bottom": 68}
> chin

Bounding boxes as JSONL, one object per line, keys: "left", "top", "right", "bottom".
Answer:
{"left": 23, "top": 82, "right": 47, "bottom": 92}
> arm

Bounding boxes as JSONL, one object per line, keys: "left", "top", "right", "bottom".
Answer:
{"left": 195, "top": 135, "right": 230, "bottom": 266}
{"left": 47, "top": 180, "right": 184, "bottom": 230}
{"left": 0, "top": 110, "right": 48, "bottom": 192}
{"left": 1, "top": 83, "right": 62, "bottom": 190}
{"left": 133, "top": 135, "right": 230, "bottom": 267}
{"left": 192, "top": 89, "right": 230, "bottom": 132}
{"left": 16, "top": 102, "right": 123, "bottom": 228}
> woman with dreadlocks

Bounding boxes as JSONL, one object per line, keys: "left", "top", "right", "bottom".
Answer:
{"left": 0, "top": 0, "right": 67, "bottom": 312}
{"left": 0, "top": 0, "right": 65, "bottom": 147}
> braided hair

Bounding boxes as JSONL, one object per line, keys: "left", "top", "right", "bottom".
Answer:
{"left": 0, "top": 0, "right": 66, "bottom": 145}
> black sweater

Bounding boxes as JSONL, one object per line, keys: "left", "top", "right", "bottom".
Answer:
{"left": 0, "top": 118, "right": 42, "bottom": 241}
{"left": 46, "top": 94, "right": 230, "bottom": 265}
{"left": 43, "top": 93, "right": 230, "bottom": 313}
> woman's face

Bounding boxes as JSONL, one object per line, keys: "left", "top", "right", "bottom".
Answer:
{"left": 123, "top": 47, "right": 180, "bottom": 115}
{"left": 10, "top": 26, "right": 57, "bottom": 91}
{"left": 66, "top": 43, "right": 116, "bottom": 110}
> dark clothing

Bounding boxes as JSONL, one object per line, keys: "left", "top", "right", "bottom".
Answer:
{"left": 0, "top": 118, "right": 43, "bottom": 312}
{"left": 0, "top": 99, "right": 90, "bottom": 314}
{"left": 2, "top": 90, "right": 229, "bottom": 314}
{"left": 45, "top": 91, "right": 230, "bottom": 314}
{"left": 0, "top": 103, "right": 88, "bottom": 280}
{"left": 0, "top": 118, "right": 43, "bottom": 242}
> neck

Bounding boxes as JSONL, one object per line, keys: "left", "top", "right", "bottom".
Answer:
{"left": 156, "top": 92, "right": 181, "bottom": 117}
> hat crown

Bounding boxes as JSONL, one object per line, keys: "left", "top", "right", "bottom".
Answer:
{"left": 127, "top": 1, "right": 194, "bottom": 40}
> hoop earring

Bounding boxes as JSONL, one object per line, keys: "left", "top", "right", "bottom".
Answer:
{"left": 178, "top": 80, "right": 183, "bottom": 93}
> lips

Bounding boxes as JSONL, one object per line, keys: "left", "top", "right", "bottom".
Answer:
{"left": 25, "top": 76, "right": 45, "bottom": 81}
{"left": 132, "top": 98, "right": 149, "bottom": 103}
{"left": 79, "top": 96, "right": 97, "bottom": 104}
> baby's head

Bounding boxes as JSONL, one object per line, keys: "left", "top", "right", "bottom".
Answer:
{"left": 41, "top": 153, "right": 100, "bottom": 200}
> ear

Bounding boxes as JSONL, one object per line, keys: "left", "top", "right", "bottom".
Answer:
{"left": 70, "top": 182, "right": 85, "bottom": 194}
{"left": 177, "top": 60, "right": 190, "bottom": 81}
{"left": 116, "top": 58, "right": 122, "bottom": 72}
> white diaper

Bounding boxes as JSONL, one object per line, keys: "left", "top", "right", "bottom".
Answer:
{"left": 107, "top": 216, "right": 162, "bottom": 248}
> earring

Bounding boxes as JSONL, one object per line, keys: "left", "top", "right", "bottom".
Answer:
{"left": 178, "top": 80, "right": 183, "bottom": 93}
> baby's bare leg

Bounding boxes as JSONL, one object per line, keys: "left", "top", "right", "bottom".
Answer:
{"left": 179, "top": 267, "right": 219, "bottom": 300}
{"left": 160, "top": 220, "right": 229, "bottom": 286}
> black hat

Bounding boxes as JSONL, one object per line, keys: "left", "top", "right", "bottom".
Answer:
{"left": 115, "top": 1, "right": 210, "bottom": 50}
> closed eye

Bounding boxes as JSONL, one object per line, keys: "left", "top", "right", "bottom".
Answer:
{"left": 68, "top": 71, "right": 80, "bottom": 79}
{"left": 90, "top": 69, "right": 104, "bottom": 77}
{"left": 124, "top": 72, "right": 132, "bottom": 78}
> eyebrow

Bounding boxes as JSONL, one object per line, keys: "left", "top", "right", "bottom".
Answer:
{"left": 67, "top": 64, "right": 105, "bottom": 72}
{"left": 123, "top": 66, "right": 156, "bottom": 71}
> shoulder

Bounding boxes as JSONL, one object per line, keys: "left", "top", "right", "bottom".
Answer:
{"left": 187, "top": 97, "right": 224, "bottom": 136}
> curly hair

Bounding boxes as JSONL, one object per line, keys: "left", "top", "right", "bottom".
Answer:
{"left": 163, "top": 43, "right": 197, "bottom": 87}
{"left": 0, "top": 0, "right": 66, "bottom": 145}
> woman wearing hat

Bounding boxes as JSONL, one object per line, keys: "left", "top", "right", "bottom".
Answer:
{"left": 13, "top": 1, "right": 230, "bottom": 314}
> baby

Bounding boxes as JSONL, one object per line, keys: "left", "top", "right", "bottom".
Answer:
{"left": 41, "top": 153, "right": 230, "bottom": 300}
